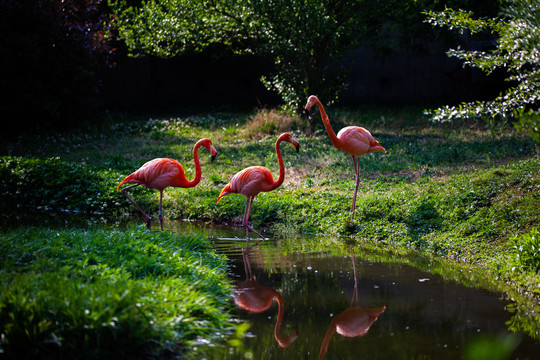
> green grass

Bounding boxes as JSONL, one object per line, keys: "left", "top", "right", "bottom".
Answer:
{"left": 1, "top": 107, "right": 538, "bottom": 256}
{"left": 0, "top": 227, "right": 234, "bottom": 359}
{"left": 0, "top": 105, "right": 539, "bottom": 350}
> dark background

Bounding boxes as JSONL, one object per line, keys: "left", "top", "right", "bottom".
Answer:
{"left": 0, "top": 0, "right": 507, "bottom": 134}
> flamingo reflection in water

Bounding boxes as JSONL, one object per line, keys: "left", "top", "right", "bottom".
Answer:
{"left": 318, "top": 248, "right": 386, "bottom": 360}
{"left": 233, "top": 248, "right": 298, "bottom": 348}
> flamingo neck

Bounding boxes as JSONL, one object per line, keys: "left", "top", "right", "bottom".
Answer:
{"left": 183, "top": 141, "right": 203, "bottom": 188}
{"left": 318, "top": 319, "right": 337, "bottom": 360}
{"left": 315, "top": 99, "right": 342, "bottom": 149}
{"left": 267, "top": 137, "right": 286, "bottom": 192}
{"left": 273, "top": 292, "right": 294, "bottom": 348}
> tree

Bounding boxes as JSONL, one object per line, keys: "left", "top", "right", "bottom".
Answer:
{"left": 254, "top": 1, "right": 363, "bottom": 113}
{"left": 262, "top": 0, "right": 501, "bottom": 112}
{"left": 0, "top": 0, "right": 114, "bottom": 133}
{"left": 110, "top": 1, "right": 501, "bottom": 114}
{"left": 110, "top": 0, "right": 365, "bottom": 113}
{"left": 425, "top": 0, "right": 540, "bottom": 142}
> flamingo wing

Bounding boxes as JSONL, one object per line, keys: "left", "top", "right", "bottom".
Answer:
{"left": 233, "top": 280, "right": 275, "bottom": 313}
{"left": 219, "top": 166, "right": 273, "bottom": 200}
{"left": 334, "top": 306, "right": 385, "bottom": 337}
{"left": 337, "top": 126, "right": 386, "bottom": 156}
{"left": 118, "top": 158, "right": 185, "bottom": 191}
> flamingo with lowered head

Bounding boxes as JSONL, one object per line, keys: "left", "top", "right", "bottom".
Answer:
{"left": 233, "top": 248, "right": 298, "bottom": 348}
{"left": 304, "top": 95, "right": 386, "bottom": 218}
{"left": 117, "top": 138, "right": 217, "bottom": 231}
{"left": 217, "top": 132, "right": 299, "bottom": 247}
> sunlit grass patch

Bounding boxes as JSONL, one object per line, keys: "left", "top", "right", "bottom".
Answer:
{"left": 0, "top": 227, "right": 234, "bottom": 359}
{"left": 243, "top": 108, "right": 303, "bottom": 139}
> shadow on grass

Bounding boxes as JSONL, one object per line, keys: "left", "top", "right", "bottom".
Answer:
{"left": 405, "top": 201, "right": 443, "bottom": 248}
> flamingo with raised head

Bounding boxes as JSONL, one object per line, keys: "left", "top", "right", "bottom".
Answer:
{"left": 304, "top": 95, "right": 386, "bottom": 218}
{"left": 318, "top": 248, "right": 386, "bottom": 359}
{"left": 217, "top": 132, "right": 299, "bottom": 247}
{"left": 117, "top": 138, "right": 217, "bottom": 231}
{"left": 234, "top": 248, "right": 298, "bottom": 348}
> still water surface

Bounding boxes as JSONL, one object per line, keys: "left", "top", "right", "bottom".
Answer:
{"left": 169, "top": 222, "right": 540, "bottom": 360}
{"left": 3, "top": 212, "right": 540, "bottom": 359}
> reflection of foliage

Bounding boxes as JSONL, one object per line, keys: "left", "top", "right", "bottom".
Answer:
{"left": 506, "top": 301, "right": 540, "bottom": 341}
{"left": 463, "top": 334, "right": 519, "bottom": 360}
{"left": 425, "top": 0, "right": 540, "bottom": 143}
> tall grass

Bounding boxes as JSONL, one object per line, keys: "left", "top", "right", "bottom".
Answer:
{"left": 243, "top": 108, "right": 303, "bottom": 139}
{"left": 0, "top": 227, "right": 234, "bottom": 359}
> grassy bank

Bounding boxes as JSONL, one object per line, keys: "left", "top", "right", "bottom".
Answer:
{"left": 0, "top": 227, "right": 234, "bottom": 359}
{"left": 1, "top": 106, "right": 539, "bottom": 349}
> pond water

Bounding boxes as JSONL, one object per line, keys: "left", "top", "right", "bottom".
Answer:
{"left": 167, "top": 222, "right": 540, "bottom": 360}
{"left": 3, "top": 212, "right": 540, "bottom": 359}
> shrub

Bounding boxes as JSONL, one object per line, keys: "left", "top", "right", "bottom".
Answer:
{"left": 0, "top": 156, "right": 135, "bottom": 215}
{"left": 510, "top": 227, "right": 540, "bottom": 273}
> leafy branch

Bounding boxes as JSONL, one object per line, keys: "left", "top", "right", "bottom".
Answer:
{"left": 424, "top": 0, "right": 540, "bottom": 143}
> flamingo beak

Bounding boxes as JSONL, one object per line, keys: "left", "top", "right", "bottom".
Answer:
{"left": 211, "top": 153, "right": 217, "bottom": 162}
{"left": 294, "top": 142, "right": 300, "bottom": 153}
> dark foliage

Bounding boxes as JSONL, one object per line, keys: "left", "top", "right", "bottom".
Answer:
{"left": 0, "top": 0, "right": 114, "bottom": 134}
{"left": 0, "top": 156, "right": 124, "bottom": 214}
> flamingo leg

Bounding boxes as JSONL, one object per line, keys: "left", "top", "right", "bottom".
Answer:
{"left": 121, "top": 184, "right": 152, "bottom": 228}
{"left": 242, "top": 248, "right": 253, "bottom": 280}
{"left": 351, "top": 248, "right": 359, "bottom": 307}
{"left": 242, "top": 197, "right": 265, "bottom": 247}
{"left": 247, "top": 197, "right": 266, "bottom": 241}
{"left": 351, "top": 155, "right": 360, "bottom": 218}
{"left": 242, "top": 198, "right": 251, "bottom": 246}
{"left": 158, "top": 190, "right": 164, "bottom": 231}
{"left": 242, "top": 197, "right": 250, "bottom": 226}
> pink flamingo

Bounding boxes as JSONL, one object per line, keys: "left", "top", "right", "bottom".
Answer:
{"left": 304, "top": 95, "right": 386, "bottom": 217}
{"left": 318, "top": 249, "right": 385, "bottom": 359}
{"left": 233, "top": 248, "right": 298, "bottom": 348}
{"left": 217, "top": 132, "right": 299, "bottom": 247}
{"left": 117, "top": 138, "right": 217, "bottom": 230}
